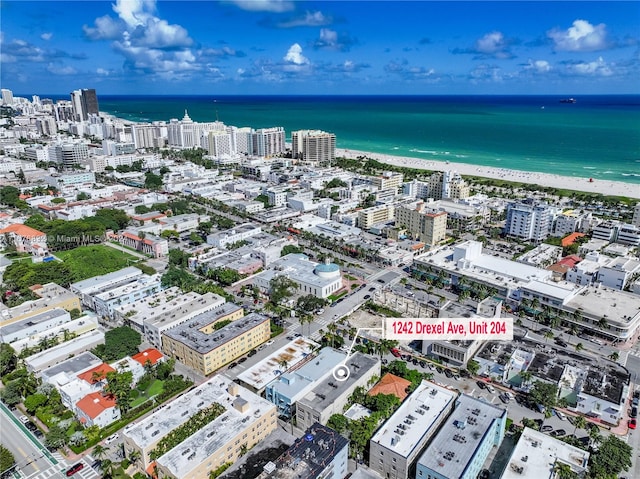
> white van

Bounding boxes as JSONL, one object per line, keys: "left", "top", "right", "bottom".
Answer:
{"left": 555, "top": 410, "right": 567, "bottom": 421}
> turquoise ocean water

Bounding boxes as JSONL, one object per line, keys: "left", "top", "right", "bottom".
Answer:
{"left": 94, "top": 95, "right": 640, "bottom": 184}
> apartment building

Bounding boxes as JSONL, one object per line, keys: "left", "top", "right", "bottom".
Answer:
{"left": 295, "top": 353, "right": 380, "bottom": 431}
{"left": 369, "top": 381, "right": 456, "bottom": 479}
{"left": 70, "top": 267, "right": 143, "bottom": 308}
{"left": 428, "top": 171, "right": 470, "bottom": 200}
{"left": 504, "top": 202, "right": 554, "bottom": 241}
{"left": 0, "top": 224, "right": 48, "bottom": 256}
{"left": 161, "top": 309, "right": 270, "bottom": 375}
{"left": 358, "top": 204, "right": 395, "bottom": 230}
{"left": 370, "top": 171, "right": 404, "bottom": 191}
{"left": 125, "top": 376, "right": 276, "bottom": 479}
{"left": 395, "top": 202, "right": 447, "bottom": 246}
{"left": 92, "top": 274, "right": 163, "bottom": 320}
{"left": 257, "top": 423, "right": 348, "bottom": 479}
{"left": 0, "top": 308, "right": 71, "bottom": 346}
{"left": 291, "top": 129, "right": 336, "bottom": 165}
{"left": 416, "top": 395, "right": 506, "bottom": 479}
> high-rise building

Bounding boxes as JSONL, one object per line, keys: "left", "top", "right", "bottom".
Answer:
{"left": 504, "top": 202, "right": 553, "bottom": 241}
{"left": 252, "top": 127, "right": 286, "bottom": 157}
{"left": 1, "top": 89, "right": 14, "bottom": 106}
{"left": 395, "top": 202, "right": 448, "bottom": 245}
{"left": 428, "top": 170, "right": 470, "bottom": 200}
{"left": 291, "top": 129, "right": 336, "bottom": 165}
{"left": 70, "top": 89, "right": 99, "bottom": 121}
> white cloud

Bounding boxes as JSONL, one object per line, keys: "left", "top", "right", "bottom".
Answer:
{"left": 278, "top": 11, "right": 331, "bottom": 28}
{"left": 283, "top": 43, "right": 308, "bottom": 65}
{"left": 476, "top": 31, "right": 505, "bottom": 54}
{"left": 525, "top": 59, "right": 551, "bottom": 73}
{"left": 40, "top": 33, "right": 53, "bottom": 41}
{"left": 83, "top": 14, "right": 123, "bottom": 40}
{"left": 469, "top": 64, "right": 503, "bottom": 83}
{"left": 226, "top": 0, "right": 293, "bottom": 12}
{"left": 548, "top": 20, "right": 609, "bottom": 52}
{"left": 46, "top": 63, "right": 77, "bottom": 75}
{"left": 566, "top": 56, "right": 613, "bottom": 76}
{"left": 96, "top": 68, "right": 110, "bottom": 76}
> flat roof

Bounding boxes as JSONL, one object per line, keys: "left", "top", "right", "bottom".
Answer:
{"left": 145, "top": 292, "right": 225, "bottom": 329}
{"left": 93, "top": 274, "right": 161, "bottom": 301}
{"left": 25, "top": 330, "right": 105, "bottom": 372}
{"left": 0, "top": 283, "right": 78, "bottom": 321}
{"left": 265, "top": 347, "right": 346, "bottom": 400}
{"left": 501, "top": 427, "right": 589, "bottom": 479}
{"left": 40, "top": 351, "right": 102, "bottom": 383}
{"left": 417, "top": 395, "right": 506, "bottom": 477}
{"left": 0, "top": 307, "right": 69, "bottom": 337}
{"left": 236, "top": 338, "right": 318, "bottom": 391}
{"left": 70, "top": 266, "right": 142, "bottom": 293}
{"left": 156, "top": 376, "right": 276, "bottom": 478}
{"left": 256, "top": 423, "right": 349, "bottom": 479}
{"left": 163, "top": 309, "right": 267, "bottom": 354}
{"left": 114, "top": 287, "right": 197, "bottom": 325}
{"left": 256, "top": 254, "right": 341, "bottom": 289}
{"left": 370, "top": 381, "right": 456, "bottom": 459}
{"left": 566, "top": 286, "right": 640, "bottom": 325}
{"left": 298, "top": 353, "right": 380, "bottom": 413}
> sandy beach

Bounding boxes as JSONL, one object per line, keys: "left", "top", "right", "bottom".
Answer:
{"left": 336, "top": 148, "right": 640, "bottom": 199}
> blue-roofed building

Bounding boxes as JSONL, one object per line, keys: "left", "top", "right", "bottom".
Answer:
{"left": 264, "top": 347, "right": 346, "bottom": 417}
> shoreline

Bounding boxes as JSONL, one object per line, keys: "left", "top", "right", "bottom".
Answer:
{"left": 336, "top": 148, "right": 640, "bottom": 199}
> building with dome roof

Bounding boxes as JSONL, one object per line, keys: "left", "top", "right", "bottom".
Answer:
{"left": 253, "top": 253, "right": 343, "bottom": 299}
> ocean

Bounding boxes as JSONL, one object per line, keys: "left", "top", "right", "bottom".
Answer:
{"left": 95, "top": 95, "right": 640, "bottom": 184}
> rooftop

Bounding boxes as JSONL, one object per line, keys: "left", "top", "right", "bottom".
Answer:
{"left": 580, "top": 367, "right": 629, "bottom": 404}
{"left": 163, "top": 308, "right": 267, "bottom": 354}
{"left": 70, "top": 266, "right": 142, "bottom": 294}
{"left": 266, "top": 347, "right": 346, "bottom": 401}
{"left": 565, "top": 286, "right": 640, "bottom": 325}
{"left": 236, "top": 337, "right": 318, "bottom": 391}
{"left": 367, "top": 374, "right": 412, "bottom": 402}
{"left": 76, "top": 392, "right": 117, "bottom": 419}
{"left": 40, "top": 351, "right": 102, "bottom": 384}
{"left": 114, "top": 287, "right": 196, "bottom": 327}
{"left": 155, "top": 376, "right": 276, "bottom": 478}
{"left": 256, "top": 423, "right": 348, "bottom": 479}
{"left": 144, "top": 292, "right": 226, "bottom": 329}
{"left": 132, "top": 348, "right": 164, "bottom": 366}
{"left": 417, "top": 395, "right": 506, "bottom": 477}
{"left": 370, "top": 381, "right": 456, "bottom": 459}
{"left": 257, "top": 254, "right": 341, "bottom": 289}
{"left": 0, "top": 307, "right": 69, "bottom": 338}
{"left": 77, "top": 363, "right": 115, "bottom": 384}
{"left": 298, "top": 353, "right": 380, "bottom": 413}
{"left": 501, "top": 427, "right": 589, "bottom": 479}
{"left": 25, "top": 330, "right": 105, "bottom": 372}
{"left": 93, "top": 274, "right": 161, "bottom": 301}
{"left": 0, "top": 223, "right": 46, "bottom": 238}
{"left": 0, "top": 283, "right": 78, "bottom": 322}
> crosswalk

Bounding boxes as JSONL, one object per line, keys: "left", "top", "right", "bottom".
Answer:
{"left": 23, "top": 456, "right": 100, "bottom": 479}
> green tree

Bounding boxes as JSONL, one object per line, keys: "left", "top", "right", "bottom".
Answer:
{"left": 45, "top": 425, "right": 68, "bottom": 449}
{"left": 93, "top": 326, "right": 141, "bottom": 361}
{"left": 553, "top": 462, "right": 578, "bottom": 479}
{"left": 467, "top": 359, "right": 481, "bottom": 376}
{"left": 326, "top": 414, "right": 349, "bottom": 434}
{"left": 529, "top": 381, "right": 558, "bottom": 412}
{"left": 572, "top": 415, "right": 586, "bottom": 436}
{"left": 0, "top": 445, "right": 15, "bottom": 475}
{"left": 144, "top": 172, "right": 163, "bottom": 191}
{"left": 588, "top": 435, "right": 632, "bottom": 479}
{"left": 24, "top": 393, "right": 48, "bottom": 413}
{"left": 0, "top": 186, "right": 20, "bottom": 207}
{"left": 92, "top": 444, "right": 108, "bottom": 461}
{"left": 0, "top": 381, "right": 22, "bottom": 406}
{"left": 295, "top": 294, "right": 326, "bottom": 314}
{"left": 104, "top": 370, "right": 134, "bottom": 413}
{"left": 281, "top": 244, "right": 304, "bottom": 256}
{"left": 0, "top": 343, "right": 17, "bottom": 376}
{"left": 94, "top": 208, "right": 130, "bottom": 230}
{"left": 608, "top": 351, "right": 619, "bottom": 362}
{"left": 269, "top": 275, "right": 299, "bottom": 305}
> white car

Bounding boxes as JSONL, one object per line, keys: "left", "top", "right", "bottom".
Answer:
{"left": 485, "top": 385, "right": 496, "bottom": 394}
{"left": 105, "top": 433, "right": 119, "bottom": 445}
{"left": 19, "top": 415, "right": 29, "bottom": 424}
{"left": 554, "top": 410, "right": 567, "bottom": 421}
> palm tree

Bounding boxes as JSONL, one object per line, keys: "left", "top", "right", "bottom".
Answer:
{"left": 278, "top": 359, "right": 289, "bottom": 371}
{"left": 543, "top": 330, "right": 554, "bottom": 342}
{"left": 92, "top": 444, "right": 107, "bottom": 461}
{"left": 520, "top": 371, "right": 533, "bottom": 387}
{"left": 597, "top": 317, "right": 608, "bottom": 330}
{"left": 608, "top": 351, "right": 619, "bottom": 362}
{"left": 588, "top": 425, "right": 602, "bottom": 448}
{"left": 572, "top": 415, "right": 587, "bottom": 436}
{"left": 553, "top": 462, "right": 578, "bottom": 479}
{"left": 128, "top": 448, "right": 141, "bottom": 466}
{"left": 574, "top": 342, "right": 584, "bottom": 352}
{"left": 100, "top": 459, "right": 114, "bottom": 479}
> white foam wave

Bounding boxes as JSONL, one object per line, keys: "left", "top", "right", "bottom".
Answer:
{"left": 583, "top": 166, "right": 596, "bottom": 169}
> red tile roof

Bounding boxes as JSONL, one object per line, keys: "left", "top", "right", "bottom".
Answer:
{"left": 76, "top": 392, "right": 117, "bottom": 419}
{"left": 562, "top": 232, "right": 586, "bottom": 247}
{"left": 367, "top": 373, "right": 412, "bottom": 401}
{"left": 0, "top": 224, "right": 46, "bottom": 239}
{"left": 77, "top": 363, "right": 115, "bottom": 384}
{"left": 132, "top": 348, "right": 164, "bottom": 366}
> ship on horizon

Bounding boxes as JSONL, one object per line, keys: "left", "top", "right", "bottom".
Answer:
{"left": 559, "top": 98, "right": 577, "bottom": 103}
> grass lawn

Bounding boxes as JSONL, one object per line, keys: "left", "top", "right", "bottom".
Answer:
{"left": 56, "top": 245, "right": 140, "bottom": 281}
{"left": 130, "top": 379, "right": 164, "bottom": 408}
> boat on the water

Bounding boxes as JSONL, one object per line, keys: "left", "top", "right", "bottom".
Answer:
{"left": 559, "top": 98, "right": 577, "bottom": 103}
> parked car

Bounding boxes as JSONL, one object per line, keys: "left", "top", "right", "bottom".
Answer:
{"left": 238, "top": 357, "right": 248, "bottom": 364}
{"left": 552, "top": 429, "right": 567, "bottom": 437}
{"left": 390, "top": 348, "right": 402, "bottom": 358}
{"left": 629, "top": 418, "right": 637, "bottom": 429}
{"left": 19, "top": 415, "right": 29, "bottom": 424}
{"left": 499, "top": 393, "right": 510, "bottom": 404}
{"left": 363, "top": 295, "right": 371, "bottom": 300}
{"left": 368, "top": 287, "right": 376, "bottom": 291}
{"left": 485, "top": 385, "right": 496, "bottom": 394}
{"left": 554, "top": 410, "right": 567, "bottom": 421}
{"left": 248, "top": 349, "right": 257, "bottom": 357}
{"left": 444, "top": 369, "right": 453, "bottom": 379}
{"left": 66, "top": 463, "right": 84, "bottom": 476}
{"left": 631, "top": 406, "right": 638, "bottom": 418}
{"left": 227, "top": 362, "right": 238, "bottom": 369}
{"left": 476, "top": 380, "right": 487, "bottom": 390}
{"left": 105, "top": 433, "right": 119, "bottom": 445}
{"left": 541, "top": 425, "right": 553, "bottom": 432}
{"left": 25, "top": 422, "right": 37, "bottom": 431}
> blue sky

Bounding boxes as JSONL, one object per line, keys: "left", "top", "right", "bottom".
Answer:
{"left": 1, "top": 1, "right": 639, "bottom": 95}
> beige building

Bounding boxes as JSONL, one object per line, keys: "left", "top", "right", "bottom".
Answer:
{"left": 395, "top": 202, "right": 447, "bottom": 246}
{"left": 291, "top": 130, "right": 336, "bottom": 165}
{"left": 161, "top": 306, "right": 270, "bottom": 375}
{"left": 124, "top": 376, "right": 277, "bottom": 479}
{"left": 0, "top": 283, "right": 81, "bottom": 326}
{"left": 358, "top": 204, "right": 395, "bottom": 229}
{"left": 428, "top": 171, "right": 470, "bottom": 200}
{"left": 370, "top": 171, "right": 404, "bottom": 191}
